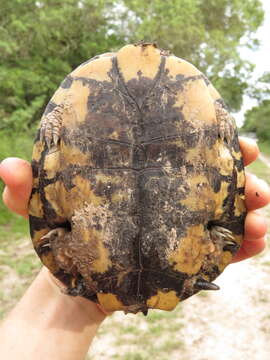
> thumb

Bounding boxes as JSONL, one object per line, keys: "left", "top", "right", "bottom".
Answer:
{"left": 0, "top": 158, "right": 33, "bottom": 218}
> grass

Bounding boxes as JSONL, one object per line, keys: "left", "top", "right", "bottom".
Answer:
{"left": 258, "top": 141, "right": 270, "bottom": 157}
{"left": 247, "top": 158, "right": 270, "bottom": 185}
{"left": 119, "top": 352, "right": 148, "bottom": 360}
{"left": 0, "top": 130, "right": 34, "bottom": 239}
{"left": 0, "top": 129, "right": 34, "bottom": 159}
{"left": 0, "top": 130, "right": 40, "bottom": 319}
{"left": 0, "top": 234, "right": 41, "bottom": 318}
{"left": 92, "top": 307, "right": 185, "bottom": 360}
{"left": 146, "top": 309, "right": 178, "bottom": 322}
{"left": 0, "top": 215, "right": 29, "bottom": 240}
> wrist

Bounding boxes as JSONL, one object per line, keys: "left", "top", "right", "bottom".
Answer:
{"left": 0, "top": 267, "right": 107, "bottom": 360}
{"left": 42, "top": 267, "right": 107, "bottom": 324}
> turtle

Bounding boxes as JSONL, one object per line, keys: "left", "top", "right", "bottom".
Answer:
{"left": 29, "top": 43, "right": 246, "bottom": 315}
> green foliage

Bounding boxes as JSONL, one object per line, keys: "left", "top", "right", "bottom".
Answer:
{"left": 243, "top": 100, "right": 270, "bottom": 141}
{"left": 247, "top": 158, "right": 270, "bottom": 185}
{"left": 259, "top": 141, "right": 270, "bottom": 158}
{"left": 0, "top": 0, "right": 264, "bottom": 133}
{"left": 247, "top": 72, "right": 270, "bottom": 102}
{"left": 121, "top": 0, "right": 264, "bottom": 111}
{"left": 242, "top": 72, "right": 270, "bottom": 142}
{"left": 0, "top": 130, "right": 33, "bottom": 238}
{"left": 0, "top": 0, "right": 123, "bottom": 132}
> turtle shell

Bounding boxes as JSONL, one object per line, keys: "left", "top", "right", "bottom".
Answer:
{"left": 29, "top": 43, "right": 246, "bottom": 315}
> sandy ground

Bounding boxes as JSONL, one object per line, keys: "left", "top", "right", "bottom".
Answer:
{"left": 179, "top": 254, "right": 270, "bottom": 360}
{"left": 89, "top": 202, "right": 270, "bottom": 360}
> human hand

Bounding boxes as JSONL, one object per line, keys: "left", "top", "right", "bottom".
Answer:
{"left": 1, "top": 140, "right": 268, "bottom": 360}
{"left": 0, "top": 139, "right": 269, "bottom": 263}
{"left": 0, "top": 161, "right": 107, "bottom": 360}
{"left": 0, "top": 157, "right": 109, "bottom": 317}
{"left": 231, "top": 137, "right": 270, "bottom": 262}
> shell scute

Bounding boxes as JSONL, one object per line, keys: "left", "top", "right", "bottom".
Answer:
{"left": 29, "top": 43, "right": 246, "bottom": 314}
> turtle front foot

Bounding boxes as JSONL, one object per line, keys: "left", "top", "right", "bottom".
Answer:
{"left": 210, "top": 225, "right": 239, "bottom": 252}
{"left": 40, "top": 227, "right": 68, "bottom": 244}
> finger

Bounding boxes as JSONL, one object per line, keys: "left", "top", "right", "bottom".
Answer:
{"left": 232, "top": 237, "right": 266, "bottom": 263}
{"left": 0, "top": 158, "right": 32, "bottom": 218}
{"left": 232, "top": 211, "right": 267, "bottom": 263}
{"left": 245, "top": 173, "right": 270, "bottom": 210}
{"left": 244, "top": 210, "right": 268, "bottom": 241}
{"left": 239, "top": 137, "right": 259, "bottom": 166}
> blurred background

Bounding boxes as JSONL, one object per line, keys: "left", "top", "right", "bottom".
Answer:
{"left": 0, "top": 1, "right": 270, "bottom": 359}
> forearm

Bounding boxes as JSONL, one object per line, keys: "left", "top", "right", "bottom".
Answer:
{"left": 0, "top": 267, "right": 106, "bottom": 360}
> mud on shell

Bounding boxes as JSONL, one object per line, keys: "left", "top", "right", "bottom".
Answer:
{"left": 29, "top": 43, "right": 246, "bottom": 315}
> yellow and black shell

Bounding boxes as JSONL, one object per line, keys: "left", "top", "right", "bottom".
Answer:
{"left": 29, "top": 43, "right": 246, "bottom": 315}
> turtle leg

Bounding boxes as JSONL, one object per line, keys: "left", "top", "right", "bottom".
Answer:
{"left": 40, "top": 227, "right": 68, "bottom": 244}
{"left": 214, "top": 101, "right": 235, "bottom": 144}
{"left": 40, "top": 228, "right": 74, "bottom": 272}
{"left": 40, "top": 228, "right": 92, "bottom": 298}
{"left": 40, "top": 103, "right": 64, "bottom": 151}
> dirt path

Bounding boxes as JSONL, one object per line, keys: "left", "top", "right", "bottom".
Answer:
{"left": 179, "top": 250, "right": 270, "bottom": 360}
{"left": 89, "top": 204, "right": 270, "bottom": 360}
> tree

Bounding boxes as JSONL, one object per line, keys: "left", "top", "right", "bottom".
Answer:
{"left": 0, "top": 0, "right": 264, "bottom": 133}
{"left": 242, "top": 72, "right": 270, "bottom": 141}
{"left": 243, "top": 100, "right": 270, "bottom": 142}
{"left": 0, "top": 0, "right": 122, "bottom": 132}
{"left": 120, "top": 0, "right": 264, "bottom": 112}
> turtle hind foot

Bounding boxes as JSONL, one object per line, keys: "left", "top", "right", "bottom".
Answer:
{"left": 65, "top": 277, "right": 88, "bottom": 297}
{"left": 40, "top": 226, "right": 75, "bottom": 270}
{"left": 36, "top": 227, "right": 68, "bottom": 256}
{"left": 40, "top": 227, "right": 69, "bottom": 243}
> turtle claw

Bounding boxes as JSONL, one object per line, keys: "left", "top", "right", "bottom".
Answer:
{"left": 41, "top": 242, "right": 51, "bottom": 248}
{"left": 209, "top": 225, "right": 239, "bottom": 253}
{"left": 215, "top": 101, "right": 235, "bottom": 144}
{"left": 41, "top": 228, "right": 68, "bottom": 241}
{"left": 210, "top": 225, "right": 234, "bottom": 241}
{"left": 35, "top": 231, "right": 53, "bottom": 255}
{"left": 40, "top": 104, "right": 64, "bottom": 150}
{"left": 38, "top": 228, "right": 68, "bottom": 250}
{"left": 66, "top": 279, "right": 87, "bottom": 297}
{"left": 224, "top": 240, "right": 236, "bottom": 246}
{"left": 223, "top": 240, "right": 240, "bottom": 253}
{"left": 195, "top": 279, "right": 220, "bottom": 291}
